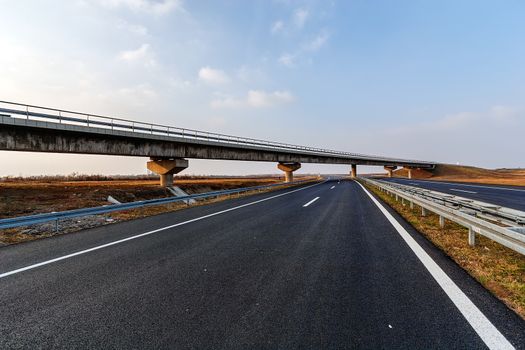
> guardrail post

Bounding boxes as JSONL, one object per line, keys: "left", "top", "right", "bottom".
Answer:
{"left": 421, "top": 207, "right": 427, "bottom": 217}
{"left": 55, "top": 219, "right": 59, "bottom": 232}
{"left": 401, "top": 198, "right": 405, "bottom": 206}
{"left": 395, "top": 194, "right": 399, "bottom": 202}
{"left": 410, "top": 201, "right": 414, "bottom": 209}
{"left": 468, "top": 227, "right": 476, "bottom": 246}
{"left": 439, "top": 215, "right": 445, "bottom": 228}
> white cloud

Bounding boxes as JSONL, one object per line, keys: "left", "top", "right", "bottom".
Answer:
{"left": 198, "top": 66, "right": 230, "bottom": 85}
{"left": 247, "top": 90, "right": 294, "bottom": 107}
{"left": 271, "top": 20, "right": 284, "bottom": 34}
{"left": 117, "top": 44, "right": 157, "bottom": 67}
{"left": 304, "top": 32, "right": 329, "bottom": 51}
{"left": 117, "top": 83, "right": 157, "bottom": 101}
{"left": 293, "top": 8, "right": 309, "bottom": 28}
{"left": 236, "top": 66, "right": 267, "bottom": 83}
{"left": 278, "top": 53, "right": 296, "bottom": 67}
{"left": 211, "top": 90, "right": 294, "bottom": 109}
{"left": 116, "top": 19, "right": 148, "bottom": 36}
{"left": 99, "top": 0, "right": 182, "bottom": 15}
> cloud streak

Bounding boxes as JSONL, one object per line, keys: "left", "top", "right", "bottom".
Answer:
{"left": 98, "top": 0, "right": 182, "bottom": 15}
{"left": 198, "top": 66, "right": 230, "bottom": 85}
{"left": 117, "top": 44, "right": 157, "bottom": 68}
{"left": 211, "top": 90, "right": 294, "bottom": 109}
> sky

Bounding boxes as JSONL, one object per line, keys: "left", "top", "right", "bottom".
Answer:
{"left": 0, "top": 0, "right": 524, "bottom": 176}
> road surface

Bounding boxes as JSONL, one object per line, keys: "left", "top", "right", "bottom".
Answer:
{"left": 381, "top": 177, "right": 525, "bottom": 211}
{"left": 1, "top": 180, "right": 524, "bottom": 349}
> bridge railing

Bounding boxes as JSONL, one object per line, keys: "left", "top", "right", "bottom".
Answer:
{"left": 360, "top": 177, "right": 525, "bottom": 256}
{"left": 0, "top": 100, "right": 433, "bottom": 165}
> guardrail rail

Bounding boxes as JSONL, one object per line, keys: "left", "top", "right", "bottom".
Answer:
{"left": 360, "top": 177, "right": 525, "bottom": 256}
{"left": 0, "top": 178, "right": 320, "bottom": 232}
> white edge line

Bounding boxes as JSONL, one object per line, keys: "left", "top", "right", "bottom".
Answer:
{"left": 355, "top": 180, "right": 514, "bottom": 350}
{"left": 303, "top": 197, "right": 320, "bottom": 207}
{"left": 0, "top": 181, "right": 326, "bottom": 279}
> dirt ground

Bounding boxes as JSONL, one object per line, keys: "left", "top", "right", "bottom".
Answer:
{"left": 393, "top": 164, "right": 525, "bottom": 186}
{"left": 0, "top": 177, "right": 288, "bottom": 219}
{"left": 0, "top": 175, "right": 316, "bottom": 245}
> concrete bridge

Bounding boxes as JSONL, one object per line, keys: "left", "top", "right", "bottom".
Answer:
{"left": 0, "top": 101, "right": 436, "bottom": 186}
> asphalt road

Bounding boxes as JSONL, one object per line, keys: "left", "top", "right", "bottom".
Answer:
{"left": 1, "top": 180, "right": 524, "bottom": 349}
{"left": 381, "top": 177, "right": 525, "bottom": 211}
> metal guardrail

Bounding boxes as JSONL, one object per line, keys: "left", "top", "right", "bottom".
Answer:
{"left": 0, "top": 178, "right": 320, "bottom": 231}
{"left": 360, "top": 177, "right": 525, "bottom": 256}
{"left": 374, "top": 179, "right": 525, "bottom": 226}
{"left": 0, "top": 100, "right": 434, "bottom": 165}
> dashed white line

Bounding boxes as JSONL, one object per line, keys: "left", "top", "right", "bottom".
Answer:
{"left": 450, "top": 188, "right": 477, "bottom": 194}
{"left": 355, "top": 181, "right": 514, "bottom": 350}
{"left": 330, "top": 185, "right": 335, "bottom": 190}
{"left": 303, "top": 197, "right": 320, "bottom": 207}
{"left": 0, "top": 181, "right": 325, "bottom": 280}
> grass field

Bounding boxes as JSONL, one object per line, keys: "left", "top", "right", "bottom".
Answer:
{"left": 0, "top": 175, "right": 317, "bottom": 245}
{"left": 393, "top": 164, "right": 525, "bottom": 186}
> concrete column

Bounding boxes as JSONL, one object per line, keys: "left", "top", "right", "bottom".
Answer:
{"left": 278, "top": 162, "right": 301, "bottom": 183}
{"left": 406, "top": 167, "right": 413, "bottom": 179}
{"left": 147, "top": 158, "right": 188, "bottom": 187}
{"left": 384, "top": 166, "right": 397, "bottom": 178}
{"left": 350, "top": 164, "right": 357, "bottom": 178}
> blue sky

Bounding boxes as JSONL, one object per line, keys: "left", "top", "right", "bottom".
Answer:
{"left": 0, "top": 0, "right": 524, "bottom": 176}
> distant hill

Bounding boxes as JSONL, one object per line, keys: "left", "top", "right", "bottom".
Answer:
{"left": 393, "top": 164, "right": 525, "bottom": 186}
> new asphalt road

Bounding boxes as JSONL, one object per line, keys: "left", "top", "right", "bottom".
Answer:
{"left": 380, "top": 177, "right": 525, "bottom": 211}
{"left": 1, "top": 180, "right": 524, "bottom": 349}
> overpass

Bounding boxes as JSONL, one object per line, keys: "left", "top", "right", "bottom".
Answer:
{"left": 0, "top": 101, "right": 436, "bottom": 186}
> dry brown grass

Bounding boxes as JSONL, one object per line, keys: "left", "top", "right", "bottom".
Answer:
{"left": 0, "top": 176, "right": 318, "bottom": 245}
{"left": 394, "top": 164, "right": 525, "bottom": 186}
{"left": 365, "top": 182, "right": 525, "bottom": 319}
{"left": 0, "top": 177, "right": 286, "bottom": 219}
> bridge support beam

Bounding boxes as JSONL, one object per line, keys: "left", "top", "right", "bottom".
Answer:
{"left": 147, "top": 158, "right": 189, "bottom": 187}
{"left": 350, "top": 164, "right": 357, "bottom": 178}
{"left": 278, "top": 162, "right": 301, "bottom": 183}
{"left": 404, "top": 167, "right": 414, "bottom": 179}
{"left": 384, "top": 166, "right": 397, "bottom": 178}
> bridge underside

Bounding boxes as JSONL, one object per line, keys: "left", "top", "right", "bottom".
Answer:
{"left": 0, "top": 123, "right": 434, "bottom": 169}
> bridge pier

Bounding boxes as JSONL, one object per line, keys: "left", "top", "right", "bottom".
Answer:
{"left": 278, "top": 162, "right": 301, "bottom": 182}
{"left": 384, "top": 166, "right": 397, "bottom": 177}
{"left": 350, "top": 164, "right": 357, "bottom": 178}
{"left": 147, "top": 158, "right": 189, "bottom": 187}
{"left": 404, "top": 167, "right": 413, "bottom": 179}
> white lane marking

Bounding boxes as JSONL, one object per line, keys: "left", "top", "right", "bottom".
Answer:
{"left": 355, "top": 181, "right": 514, "bottom": 350}
{"left": 330, "top": 185, "right": 335, "bottom": 190}
{"left": 303, "top": 197, "right": 320, "bottom": 207}
{"left": 392, "top": 179, "right": 525, "bottom": 193}
{"left": 450, "top": 188, "right": 477, "bottom": 194}
{"left": 0, "top": 181, "right": 325, "bottom": 280}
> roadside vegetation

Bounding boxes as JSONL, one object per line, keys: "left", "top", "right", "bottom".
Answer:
{"left": 364, "top": 182, "right": 525, "bottom": 319}
{"left": 0, "top": 174, "right": 318, "bottom": 246}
